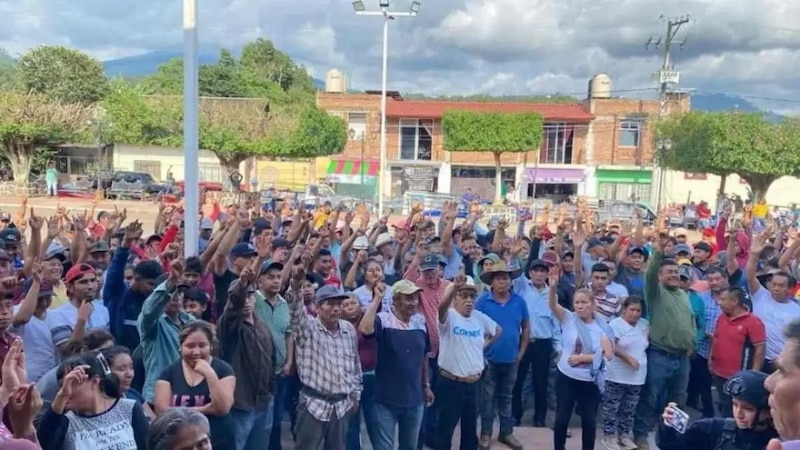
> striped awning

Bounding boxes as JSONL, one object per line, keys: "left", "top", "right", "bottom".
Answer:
{"left": 327, "top": 160, "right": 379, "bottom": 176}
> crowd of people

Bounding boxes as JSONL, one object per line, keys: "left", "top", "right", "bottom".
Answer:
{"left": 1, "top": 194, "right": 800, "bottom": 450}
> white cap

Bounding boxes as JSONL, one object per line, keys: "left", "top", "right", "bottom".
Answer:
{"left": 375, "top": 232, "right": 394, "bottom": 248}
{"left": 353, "top": 236, "right": 370, "bottom": 250}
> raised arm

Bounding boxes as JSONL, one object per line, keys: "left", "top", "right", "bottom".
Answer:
{"left": 548, "top": 266, "right": 567, "bottom": 322}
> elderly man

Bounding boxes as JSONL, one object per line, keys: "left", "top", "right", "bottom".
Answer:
{"left": 359, "top": 279, "right": 433, "bottom": 450}
{"left": 287, "top": 264, "right": 362, "bottom": 450}
{"left": 765, "top": 319, "right": 800, "bottom": 449}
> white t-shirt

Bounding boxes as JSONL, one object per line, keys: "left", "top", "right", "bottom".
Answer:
{"left": 438, "top": 308, "right": 498, "bottom": 377}
{"left": 353, "top": 284, "right": 393, "bottom": 312}
{"left": 606, "top": 317, "right": 649, "bottom": 386}
{"left": 752, "top": 286, "right": 800, "bottom": 360}
{"left": 557, "top": 310, "right": 605, "bottom": 382}
{"left": 47, "top": 300, "right": 110, "bottom": 348}
{"left": 11, "top": 306, "right": 57, "bottom": 383}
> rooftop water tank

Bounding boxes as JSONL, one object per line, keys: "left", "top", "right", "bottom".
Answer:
{"left": 588, "top": 73, "right": 612, "bottom": 99}
{"left": 325, "top": 69, "right": 346, "bottom": 93}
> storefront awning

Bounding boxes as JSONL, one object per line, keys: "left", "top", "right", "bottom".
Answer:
{"left": 524, "top": 167, "right": 586, "bottom": 183}
{"left": 325, "top": 160, "right": 379, "bottom": 184}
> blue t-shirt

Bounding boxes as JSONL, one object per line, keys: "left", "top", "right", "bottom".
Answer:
{"left": 476, "top": 290, "right": 530, "bottom": 364}
{"left": 367, "top": 311, "right": 430, "bottom": 408}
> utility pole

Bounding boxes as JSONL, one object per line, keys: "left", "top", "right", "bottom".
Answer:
{"left": 647, "top": 15, "right": 689, "bottom": 211}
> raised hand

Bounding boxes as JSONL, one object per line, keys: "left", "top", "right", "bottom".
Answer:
{"left": 28, "top": 208, "right": 44, "bottom": 231}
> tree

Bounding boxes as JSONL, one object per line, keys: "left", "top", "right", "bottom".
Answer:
{"left": 139, "top": 40, "right": 317, "bottom": 106}
{"left": 659, "top": 111, "right": 800, "bottom": 201}
{"left": 0, "top": 92, "right": 91, "bottom": 182}
{"left": 442, "top": 111, "right": 543, "bottom": 203}
{"left": 17, "top": 46, "right": 108, "bottom": 104}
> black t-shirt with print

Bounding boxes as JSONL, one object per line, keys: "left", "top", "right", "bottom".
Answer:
{"left": 158, "top": 357, "right": 235, "bottom": 450}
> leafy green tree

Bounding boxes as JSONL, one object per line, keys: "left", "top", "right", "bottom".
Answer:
{"left": 139, "top": 58, "right": 183, "bottom": 95}
{"left": 102, "top": 80, "right": 182, "bottom": 147}
{"left": 442, "top": 111, "right": 543, "bottom": 203}
{"left": 659, "top": 111, "right": 800, "bottom": 201}
{"left": 199, "top": 49, "right": 248, "bottom": 98}
{"left": 0, "top": 92, "right": 91, "bottom": 182}
{"left": 17, "top": 46, "right": 108, "bottom": 104}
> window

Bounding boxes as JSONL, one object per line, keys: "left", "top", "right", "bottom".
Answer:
{"left": 684, "top": 172, "right": 708, "bottom": 180}
{"left": 539, "top": 123, "right": 574, "bottom": 164}
{"left": 598, "top": 182, "right": 652, "bottom": 202}
{"left": 133, "top": 160, "right": 162, "bottom": 179}
{"left": 398, "top": 119, "right": 433, "bottom": 161}
{"left": 619, "top": 120, "right": 642, "bottom": 147}
{"left": 347, "top": 112, "right": 367, "bottom": 140}
{"left": 199, "top": 164, "right": 222, "bottom": 183}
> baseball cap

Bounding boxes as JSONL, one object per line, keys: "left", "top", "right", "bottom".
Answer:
{"left": 673, "top": 227, "right": 689, "bottom": 237}
{"left": 678, "top": 265, "right": 693, "bottom": 280}
{"left": 391, "top": 279, "right": 422, "bottom": 296}
{"left": 694, "top": 242, "right": 713, "bottom": 253}
{"left": 230, "top": 243, "right": 257, "bottom": 258}
{"left": 253, "top": 218, "right": 271, "bottom": 233}
{"left": 419, "top": 254, "right": 440, "bottom": 271}
{"left": 0, "top": 212, "right": 11, "bottom": 222}
{"left": 353, "top": 236, "right": 369, "bottom": 250}
{"left": 586, "top": 238, "right": 603, "bottom": 249}
{"left": 0, "top": 228, "right": 20, "bottom": 244}
{"left": 627, "top": 246, "right": 649, "bottom": 259}
{"left": 260, "top": 259, "right": 284, "bottom": 275}
{"left": 65, "top": 263, "right": 96, "bottom": 284}
{"left": 313, "top": 285, "right": 349, "bottom": 304}
{"left": 542, "top": 250, "right": 559, "bottom": 266}
{"left": 674, "top": 243, "right": 692, "bottom": 255}
{"left": 43, "top": 244, "right": 66, "bottom": 262}
{"left": 528, "top": 259, "right": 550, "bottom": 271}
{"left": 90, "top": 241, "right": 110, "bottom": 254}
{"left": 272, "top": 238, "right": 290, "bottom": 250}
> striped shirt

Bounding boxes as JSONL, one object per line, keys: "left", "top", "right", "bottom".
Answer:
{"left": 593, "top": 291, "right": 622, "bottom": 323}
{"left": 697, "top": 291, "right": 722, "bottom": 359}
{"left": 288, "top": 288, "right": 362, "bottom": 421}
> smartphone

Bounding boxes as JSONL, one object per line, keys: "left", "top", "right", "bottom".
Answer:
{"left": 665, "top": 406, "right": 689, "bottom": 434}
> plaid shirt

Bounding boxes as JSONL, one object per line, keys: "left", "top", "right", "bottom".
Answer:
{"left": 288, "top": 288, "right": 362, "bottom": 421}
{"left": 696, "top": 291, "right": 722, "bottom": 359}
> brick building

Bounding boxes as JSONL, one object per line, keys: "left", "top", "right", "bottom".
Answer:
{"left": 316, "top": 72, "right": 691, "bottom": 204}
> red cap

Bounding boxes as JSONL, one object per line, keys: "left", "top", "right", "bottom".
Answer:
{"left": 702, "top": 228, "right": 715, "bottom": 238}
{"left": 65, "top": 263, "right": 95, "bottom": 284}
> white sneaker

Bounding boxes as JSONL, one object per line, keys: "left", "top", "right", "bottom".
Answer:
{"left": 602, "top": 435, "right": 622, "bottom": 450}
{"left": 619, "top": 435, "right": 638, "bottom": 450}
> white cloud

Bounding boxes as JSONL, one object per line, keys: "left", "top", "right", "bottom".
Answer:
{"left": 1, "top": 0, "right": 800, "bottom": 113}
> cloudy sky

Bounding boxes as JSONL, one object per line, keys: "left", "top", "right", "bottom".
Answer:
{"left": 2, "top": 0, "right": 800, "bottom": 112}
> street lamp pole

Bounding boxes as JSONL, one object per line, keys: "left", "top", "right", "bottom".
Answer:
{"left": 353, "top": 0, "right": 420, "bottom": 217}
{"left": 360, "top": 132, "right": 366, "bottom": 187}
{"left": 183, "top": 0, "right": 200, "bottom": 256}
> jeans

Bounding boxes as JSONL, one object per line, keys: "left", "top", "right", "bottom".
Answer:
{"left": 633, "top": 348, "right": 690, "bottom": 441}
{"left": 417, "top": 357, "right": 439, "bottom": 449}
{"left": 512, "top": 338, "right": 552, "bottom": 424}
{"left": 554, "top": 372, "right": 599, "bottom": 450}
{"left": 268, "top": 375, "right": 292, "bottom": 450}
{"left": 480, "top": 361, "right": 517, "bottom": 437}
{"left": 435, "top": 376, "right": 479, "bottom": 450}
{"left": 714, "top": 375, "right": 733, "bottom": 418}
{"left": 371, "top": 402, "right": 424, "bottom": 450}
{"left": 230, "top": 404, "right": 274, "bottom": 450}
{"left": 687, "top": 354, "right": 715, "bottom": 417}
{"left": 46, "top": 181, "right": 57, "bottom": 196}
{"left": 346, "top": 373, "right": 378, "bottom": 450}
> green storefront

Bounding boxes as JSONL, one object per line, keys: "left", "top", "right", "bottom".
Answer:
{"left": 596, "top": 168, "right": 653, "bottom": 204}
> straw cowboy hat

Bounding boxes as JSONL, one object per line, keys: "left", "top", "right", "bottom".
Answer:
{"left": 479, "top": 261, "right": 522, "bottom": 285}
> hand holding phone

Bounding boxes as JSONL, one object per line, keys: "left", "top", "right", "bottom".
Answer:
{"left": 662, "top": 402, "right": 689, "bottom": 434}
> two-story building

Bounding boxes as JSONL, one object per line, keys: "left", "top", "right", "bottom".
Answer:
{"left": 316, "top": 71, "right": 693, "bottom": 204}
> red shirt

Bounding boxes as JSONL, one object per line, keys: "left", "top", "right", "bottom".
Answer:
{"left": 710, "top": 312, "right": 766, "bottom": 379}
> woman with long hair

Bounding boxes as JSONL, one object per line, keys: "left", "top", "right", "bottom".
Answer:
{"left": 103, "top": 346, "right": 156, "bottom": 420}
{"left": 548, "top": 266, "right": 614, "bottom": 450}
{"left": 341, "top": 292, "right": 379, "bottom": 450}
{"left": 154, "top": 321, "right": 235, "bottom": 450}
{"left": 37, "top": 351, "right": 150, "bottom": 449}
{"left": 352, "top": 259, "right": 391, "bottom": 312}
